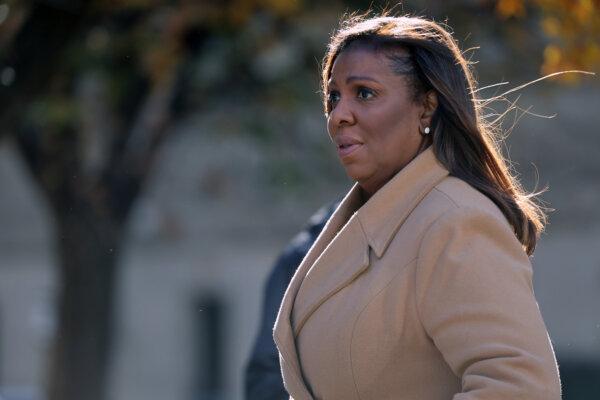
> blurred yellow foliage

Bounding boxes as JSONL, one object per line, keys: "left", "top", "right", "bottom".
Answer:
{"left": 496, "top": 0, "right": 599, "bottom": 82}
{"left": 226, "top": 0, "right": 301, "bottom": 25}
{"left": 496, "top": 0, "right": 527, "bottom": 18}
{"left": 541, "top": 16, "right": 560, "bottom": 36}
{"left": 262, "top": 0, "right": 301, "bottom": 15}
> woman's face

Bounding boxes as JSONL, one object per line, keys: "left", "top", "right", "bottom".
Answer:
{"left": 326, "top": 47, "right": 427, "bottom": 196}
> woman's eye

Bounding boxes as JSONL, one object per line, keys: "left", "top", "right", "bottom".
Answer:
{"left": 357, "top": 87, "right": 374, "bottom": 100}
{"left": 328, "top": 91, "right": 340, "bottom": 104}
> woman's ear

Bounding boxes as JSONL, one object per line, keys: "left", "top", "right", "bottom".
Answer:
{"left": 420, "top": 90, "right": 438, "bottom": 130}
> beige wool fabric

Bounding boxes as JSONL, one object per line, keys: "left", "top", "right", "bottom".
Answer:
{"left": 274, "top": 148, "right": 561, "bottom": 400}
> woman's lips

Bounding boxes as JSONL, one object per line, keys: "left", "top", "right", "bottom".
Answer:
{"left": 337, "top": 143, "right": 362, "bottom": 158}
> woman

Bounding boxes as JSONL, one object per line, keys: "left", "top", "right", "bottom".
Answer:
{"left": 273, "top": 14, "right": 562, "bottom": 400}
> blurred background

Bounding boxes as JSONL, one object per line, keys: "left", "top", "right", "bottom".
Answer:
{"left": 0, "top": 0, "right": 598, "bottom": 399}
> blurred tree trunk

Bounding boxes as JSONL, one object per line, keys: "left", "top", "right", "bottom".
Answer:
{"left": 1, "top": 2, "right": 205, "bottom": 399}
{"left": 14, "top": 63, "right": 182, "bottom": 400}
{"left": 0, "top": 3, "right": 119, "bottom": 397}
{"left": 48, "top": 210, "right": 123, "bottom": 400}
{"left": 14, "top": 117, "right": 126, "bottom": 400}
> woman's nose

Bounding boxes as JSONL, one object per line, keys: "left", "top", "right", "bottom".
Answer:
{"left": 329, "top": 99, "right": 355, "bottom": 128}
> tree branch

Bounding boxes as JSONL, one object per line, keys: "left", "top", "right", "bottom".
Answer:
{"left": 0, "top": 1, "right": 90, "bottom": 138}
{"left": 102, "top": 66, "right": 181, "bottom": 223}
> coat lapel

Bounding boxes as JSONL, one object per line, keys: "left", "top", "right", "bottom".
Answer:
{"left": 291, "top": 213, "right": 369, "bottom": 336}
{"left": 273, "top": 184, "right": 363, "bottom": 399}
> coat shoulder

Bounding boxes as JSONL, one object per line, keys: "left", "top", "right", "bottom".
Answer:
{"left": 429, "top": 176, "right": 506, "bottom": 223}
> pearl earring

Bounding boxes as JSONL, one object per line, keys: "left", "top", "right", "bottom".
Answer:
{"left": 424, "top": 127, "right": 430, "bottom": 135}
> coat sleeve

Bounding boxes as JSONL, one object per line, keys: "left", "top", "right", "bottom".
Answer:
{"left": 414, "top": 206, "right": 561, "bottom": 400}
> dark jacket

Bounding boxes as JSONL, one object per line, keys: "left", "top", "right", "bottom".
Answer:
{"left": 245, "top": 202, "right": 338, "bottom": 400}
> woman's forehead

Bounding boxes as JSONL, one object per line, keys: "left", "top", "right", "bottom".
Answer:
{"left": 329, "top": 48, "right": 404, "bottom": 83}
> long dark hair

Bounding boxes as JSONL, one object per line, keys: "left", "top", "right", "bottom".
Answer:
{"left": 322, "top": 14, "right": 545, "bottom": 255}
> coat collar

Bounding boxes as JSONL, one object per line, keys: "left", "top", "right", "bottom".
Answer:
{"left": 273, "top": 147, "right": 448, "bottom": 399}
{"left": 357, "top": 147, "right": 449, "bottom": 258}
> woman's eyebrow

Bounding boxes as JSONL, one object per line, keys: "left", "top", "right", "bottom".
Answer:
{"left": 328, "top": 75, "right": 381, "bottom": 87}
{"left": 346, "top": 75, "right": 380, "bottom": 84}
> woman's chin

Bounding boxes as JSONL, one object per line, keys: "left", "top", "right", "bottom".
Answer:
{"left": 344, "top": 168, "right": 366, "bottom": 183}
{"left": 344, "top": 166, "right": 373, "bottom": 186}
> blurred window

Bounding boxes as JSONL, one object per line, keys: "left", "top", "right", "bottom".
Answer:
{"left": 192, "top": 294, "right": 225, "bottom": 400}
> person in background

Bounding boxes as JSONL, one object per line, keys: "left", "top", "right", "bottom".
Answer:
{"left": 245, "top": 202, "right": 338, "bottom": 400}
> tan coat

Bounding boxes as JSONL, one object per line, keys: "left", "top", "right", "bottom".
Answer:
{"left": 273, "top": 148, "right": 561, "bottom": 400}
